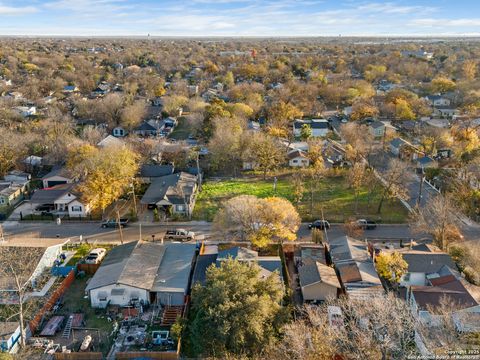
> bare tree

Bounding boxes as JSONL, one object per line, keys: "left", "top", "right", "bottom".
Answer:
{"left": 410, "top": 194, "right": 463, "bottom": 251}
{"left": 377, "top": 159, "right": 411, "bottom": 214}
{"left": 0, "top": 245, "right": 45, "bottom": 349}
{"left": 266, "top": 293, "right": 417, "bottom": 360}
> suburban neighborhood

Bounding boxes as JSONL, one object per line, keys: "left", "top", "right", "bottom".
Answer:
{"left": 1, "top": 5, "right": 480, "bottom": 359}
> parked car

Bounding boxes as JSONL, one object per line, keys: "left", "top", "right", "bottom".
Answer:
{"left": 85, "top": 248, "right": 107, "bottom": 264}
{"left": 101, "top": 218, "right": 129, "bottom": 228}
{"left": 356, "top": 219, "right": 377, "bottom": 230}
{"left": 308, "top": 220, "right": 330, "bottom": 230}
{"left": 34, "top": 205, "right": 54, "bottom": 215}
{"left": 164, "top": 229, "right": 195, "bottom": 241}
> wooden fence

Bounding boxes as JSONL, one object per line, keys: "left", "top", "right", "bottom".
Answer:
{"left": 115, "top": 351, "right": 179, "bottom": 360}
{"left": 77, "top": 263, "right": 101, "bottom": 275}
{"left": 29, "top": 270, "right": 76, "bottom": 334}
{"left": 54, "top": 352, "right": 103, "bottom": 360}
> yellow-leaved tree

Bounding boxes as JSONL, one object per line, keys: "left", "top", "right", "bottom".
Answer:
{"left": 68, "top": 145, "right": 140, "bottom": 217}
{"left": 375, "top": 252, "right": 408, "bottom": 283}
{"left": 213, "top": 195, "right": 300, "bottom": 248}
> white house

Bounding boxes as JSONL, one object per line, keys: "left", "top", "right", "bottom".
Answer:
{"left": 288, "top": 149, "right": 310, "bottom": 167}
{"left": 293, "top": 119, "right": 329, "bottom": 138}
{"left": 14, "top": 106, "right": 36, "bottom": 118}
{"left": 0, "top": 238, "right": 67, "bottom": 302}
{"left": 425, "top": 95, "right": 451, "bottom": 107}
{"left": 42, "top": 166, "right": 74, "bottom": 188}
{"left": 86, "top": 241, "right": 197, "bottom": 308}
{"left": 112, "top": 126, "right": 127, "bottom": 137}
{"left": 30, "top": 183, "right": 90, "bottom": 217}
{"left": 0, "top": 322, "right": 21, "bottom": 353}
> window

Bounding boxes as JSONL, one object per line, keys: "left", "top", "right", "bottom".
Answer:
{"left": 98, "top": 292, "right": 108, "bottom": 301}
{"left": 71, "top": 205, "right": 82, "bottom": 212}
{"left": 292, "top": 160, "right": 298, "bottom": 164}
{"left": 177, "top": 205, "right": 185, "bottom": 211}
{"left": 0, "top": 198, "right": 5, "bottom": 205}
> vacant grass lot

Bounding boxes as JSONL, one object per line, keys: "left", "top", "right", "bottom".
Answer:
{"left": 192, "top": 173, "right": 409, "bottom": 223}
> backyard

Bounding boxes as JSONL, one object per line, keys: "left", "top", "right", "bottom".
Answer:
{"left": 192, "top": 172, "right": 409, "bottom": 223}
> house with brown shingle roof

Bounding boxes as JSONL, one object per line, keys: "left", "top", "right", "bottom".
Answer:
{"left": 407, "top": 274, "right": 479, "bottom": 329}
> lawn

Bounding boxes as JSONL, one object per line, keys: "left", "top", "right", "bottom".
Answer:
{"left": 192, "top": 173, "right": 409, "bottom": 223}
{"left": 169, "top": 116, "right": 191, "bottom": 140}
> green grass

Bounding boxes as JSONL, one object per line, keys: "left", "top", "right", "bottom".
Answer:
{"left": 61, "top": 277, "right": 113, "bottom": 332}
{"left": 65, "top": 244, "right": 94, "bottom": 266}
{"left": 169, "top": 117, "right": 191, "bottom": 140}
{"left": 193, "top": 173, "right": 409, "bottom": 223}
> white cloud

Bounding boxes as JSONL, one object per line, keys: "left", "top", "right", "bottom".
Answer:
{"left": 0, "top": 3, "right": 37, "bottom": 15}
{"left": 411, "top": 18, "right": 480, "bottom": 27}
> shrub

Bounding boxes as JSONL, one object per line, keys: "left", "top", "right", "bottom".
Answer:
{"left": 463, "top": 266, "right": 480, "bottom": 285}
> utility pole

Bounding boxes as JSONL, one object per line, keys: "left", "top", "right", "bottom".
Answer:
{"left": 417, "top": 167, "right": 425, "bottom": 207}
{"left": 116, "top": 209, "right": 124, "bottom": 245}
{"left": 131, "top": 182, "right": 138, "bottom": 217}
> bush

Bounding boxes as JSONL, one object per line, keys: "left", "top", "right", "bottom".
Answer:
{"left": 463, "top": 266, "right": 480, "bottom": 285}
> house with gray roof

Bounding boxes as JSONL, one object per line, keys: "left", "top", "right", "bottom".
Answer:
{"left": 140, "top": 172, "right": 198, "bottom": 217}
{"left": 193, "top": 246, "right": 283, "bottom": 286}
{"left": 42, "top": 166, "right": 75, "bottom": 188}
{"left": 85, "top": 241, "right": 196, "bottom": 308}
{"left": 369, "top": 120, "right": 385, "bottom": 138}
{"left": 327, "top": 236, "right": 383, "bottom": 299}
{"left": 399, "top": 250, "right": 458, "bottom": 287}
{"left": 139, "top": 164, "right": 175, "bottom": 183}
{"left": 298, "top": 258, "right": 341, "bottom": 302}
{"left": 30, "top": 183, "right": 90, "bottom": 218}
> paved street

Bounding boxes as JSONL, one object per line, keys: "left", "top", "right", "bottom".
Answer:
{"left": 1, "top": 220, "right": 432, "bottom": 244}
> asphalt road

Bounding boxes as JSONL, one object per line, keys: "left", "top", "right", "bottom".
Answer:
{"left": 1, "top": 220, "right": 430, "bottom": 244}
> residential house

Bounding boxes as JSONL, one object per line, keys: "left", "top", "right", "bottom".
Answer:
{"left": 187, "top": 85, "right": 199, "bottom": 96}
{"left": 63, "top": 85, "right": 79, "bottom": 93}
{"left": 134, "top": 120, "right": 162, "bottom": 137}
{"left": 0, "top": 322, "right": 21, "bottom": 353}
{"left": 4, "top": 170, "right": 31, "bottom": 184}
{"left": 298, "top": 258, "right": 341, "bottom": 302}
{"left": 14, "top": 106, "right": 36, "bottom": 118}
{"left": 398, "top": 249, "right": 458, "bottom": 287}
{"left": 91, "top": 82, "right": 110, "bottom": 98}
{"left": 0, "top": 238, "right": 67, "bottom": 304}
{"left": 97, "top": 135, "right": 125, "bottom": 148}
{"left": 425, "top": 95, "right": 451, "bottom": 107}
{"left": 85, "top": 241, "right": 197, "bottom": 308}
{"left": 23, "top": 155, "right": 42, "bottom": 169}
{"left": 140, "top": 172, "right": 198, "bottom": 217}
{"left": 293, "top": 119, "right": 330, "bottom": 138}
{"left": 0, "top": 183, "right": 23, "bottom": 208}
{"left": 192, "top": 246, "right": 283, "bottom": 284}
{"left": 389, "top": 137, "right": 410, "bottom": 157}
{"left": 369, "top": 121, "right": 385, "bottom": 138}
{"left": 151, "top": 97, "right": 164, "bottom": 107}
{"left": 402, "top": 50, "right": 434, "bottom": 60}
{"left": 112, "top": 126, "right": 127, "bottom": 137}
{"left": 30, "top": 183, "right": 90, "bottom": 217}
{"left": 407, "top": 275, "right": 479, "bottom": 327}
{"left": 139, "top": 164, "right": 175, "bottom": 183}
{"left": 327, "top": 235, "right": 383, "bottom": 299}
{"left": 41, "top": 166, "right": 75, "bottom": 188}
{"left": 416, "top": 156, "right": 437, "bottom": 170}
{"left": 288, "top": 149, "right": 310, "bottom": 167}
{"left": 433, "top": 107, "right": 459, "bottom": 119}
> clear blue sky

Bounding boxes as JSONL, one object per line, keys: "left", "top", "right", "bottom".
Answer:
{"left": 0, "top": 0, "right": 479, "bottom": 36}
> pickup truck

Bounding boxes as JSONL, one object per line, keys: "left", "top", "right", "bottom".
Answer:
{"left": 356, "top": 219, "right": 377, "bottom": 230}
{"left": 100, "top": 218, "right": 129, "bottom": 228}
{"left": 164, "top": 229, "right": 195, "bottom": 241}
